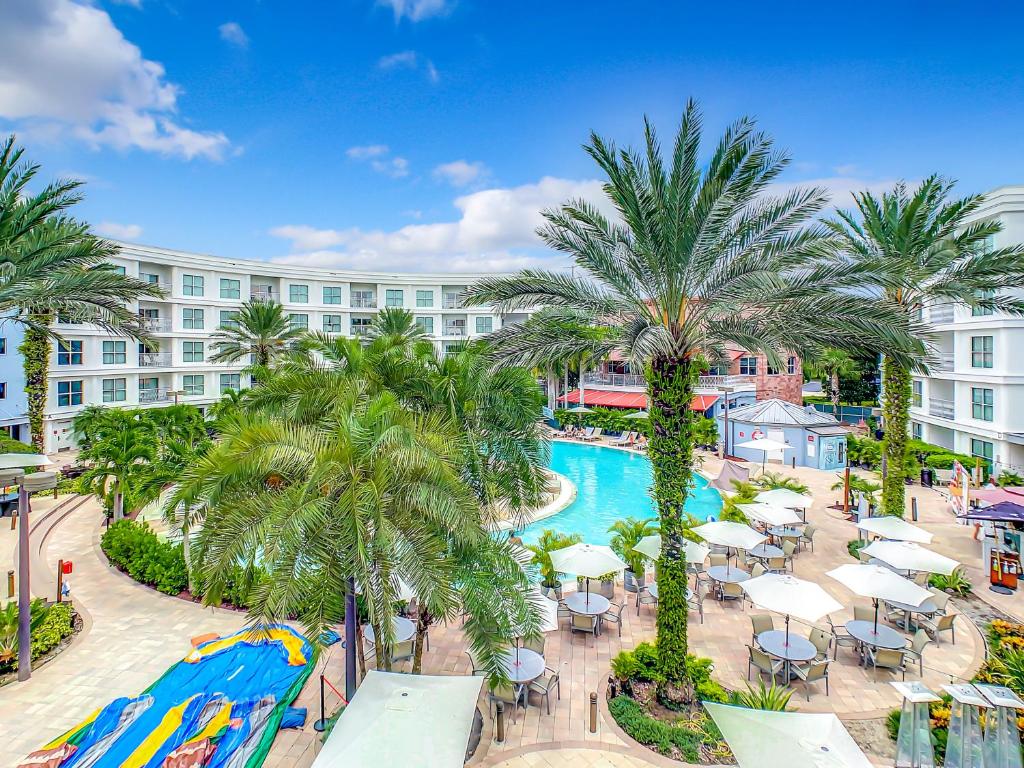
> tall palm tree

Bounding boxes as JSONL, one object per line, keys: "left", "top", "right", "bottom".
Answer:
{"left": 367, "top": 306, "right": 427, "bottom": 342}
{"left": 826, "top": 177, "right": 1024, "bottom": 515}
{"left": 467, "top": 102, "right": 920, "bottom": 683}
{"left": 209, "top": 299, "right": 303, "bottom": 382}
{"left": 77, "top": 410, "right": 160, "bottom": 520}
{"left": 806, "top": 348, "right": 860, "bottom": 414}
{"left": 0, "top": 136, "right": 163, "bottom": 449}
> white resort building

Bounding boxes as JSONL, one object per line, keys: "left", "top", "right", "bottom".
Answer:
{"left": 0, "top": 243, "right": 526, "bottom": 453}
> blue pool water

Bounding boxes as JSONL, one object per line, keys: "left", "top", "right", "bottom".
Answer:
{"left": 519, "top": 441, "right": 722, "bottom": 546}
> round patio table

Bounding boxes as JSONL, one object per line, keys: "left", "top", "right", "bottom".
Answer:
{"left": 768, "top": 525, "right": 803, "bottom": 540}
{"left": 706, "top": 566, "right": 750, "bottom": 584}
{"left": 363, "top": 615, "right": 416, "bottom": 645}
{"left": 884, "top": 598, "right": 938, "bottom": 632}
{"left": 757, "top": 630, "right": 816, "bottom": 679}
{"left": 563, "top": 592, "right": 610, "bottom": 616}
{"left": 846, "top": 620, "right": 904, "bottom": 665}
{"left": 748, "top": 544, "right": 783, "bottom": 560}
{"left": 499, "top": 647, "right": 545, "bottom": 685}
{"left": 646, "top": 583, "right": 693, "bottom": 600}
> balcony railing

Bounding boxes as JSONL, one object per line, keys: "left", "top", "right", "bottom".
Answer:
{"left": 351, "top": 297, "right": 377, "bottom": 309}
{"left": 928, "top": 397, "right": 955, "bottom": 420}
{"left": 698, "top": 374, "right": 757, "bottom": 388}
{"left": 138, "top": 387, "right": 171, "bottom": 404}
{"left": 250, "top": 288, "right": 275, "bottom": 300}
{"left": 140, "top": 275, "right": 171, "bottom": 291}
{"left": 444, "top": 325, "right": 466, "bottom": 337}
{"left": 139, "top": 352, "right": 172, "bottom": 367}
{"left": 934, "top": 352, "right": 954, "bottom": 372}
{"left": 140, "top": 318, "right": 171, "bottom": 333}
{"left": 929, "top": 305, "right": 954, "bottom": 324}
{"left": 584, "top": 372, "right": 646, "bottom": 388}
{"left": 351, "top": 327, "right": 371, "bottom": 337}
{"left": 443, "top": 294, "right": 466, "bottom": 309}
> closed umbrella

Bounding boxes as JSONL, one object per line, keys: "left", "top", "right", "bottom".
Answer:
{"left": 633, "top": 534, "right": 709, "bottom": 565}
{"left": 741, "top": 573, "right": 843, "bottom": 648}
{"left": 856, "top": 517, "right": 933, "bottom": 544}
{"left": 755, "top": 488, "right": 813, "bottom": 509}
{"left": 737, "top": 503, "right": 802, "bottom": 528}
{"left": 736, "top": 438, "right": 790, "bottom": 472}
{"left": 827, "top": 563, "right": 932, "bottom": 632}
{"left": 549, "top": 543, "right": 627, "bottom": 607}
{"left": 862, "top": 540, "right": 959, "bottom": 576}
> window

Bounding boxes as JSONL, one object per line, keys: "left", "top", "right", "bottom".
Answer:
{"left": 183, "top": 374, "right": 205, "bottom": 396}
{"left": 141, "top": 272, "right": 161, "bottom": 285}
{"left": 739, "top": 356, "right": 757, "bottom": 376}
{"left": 911, "top": 422, "right": 922, "bottom": 440}
{"left": 972, "top": 289, "right": 994, "bottom": 317}
{"left": 475, "top": 316, "right": 493, "bottom": 334}
{"left": 220, "top": 373, "right": 241, "bottom": 393}
{"left": 0, "top": 383, "right": 6, "bottom": 399}
{"left": 183, "top": 341, "right": 204, "bottom": 362}
{"left": 290, "top": 284, "right": 309, "bottom": 303}
{"left": 323, "top": 286, "right": 342, "bottom": 304}
{"left": 971, "top": 438, "right": 994, "bottom": 472}
{"left": 707, "top": 365, "right": 726, "bottom": 376}
{"left": 416, "top": 290, "right": 433, "bottom": 308}
{"left": 220, "top": 278, "right": 240, "bottom": 299}
{"left": 787, "top": 356, "right": 797, "bottom": 375}
{"left": 219, "top": 310, "right": 240, "bottom": 329}
{"left": 57, "top": 340, "right": 83, "bottom": 366}
{"left": 971, "top": 387, "right": 994, "bottom": 421}
{"left": 102, "top": 340, "right": 126, "bottom": 364}
{"left": 416, "top": 316, "right": 434, "bottom": 334}
{"left": 139, "top": 377, "right": 158, "bottom": 391}
{"left": 110, "top": 264, "right": 126, "bottom": 275}
{"left": 323, "top": 314, "right": 342, "bottom": 333}
{"left": 351, "top": 317, "right": 372, "bottom": 335}
{"left": 767, "top": 364, "right": 780, "bottom": 375}
{"left": 183, "top": 274, "right": 204, "bottom": 296}
{"left": 102, "top": 378, "right": 126, "bottom": 403}
{"left": 351, "top": 289, "right": 374, "bottom": 308}
{"left": 182, "top": 308, "right": 204, "bottom": 329}
{"left": 385, "top": 289, "right": 404, "bottom": 307}
{"left": 288, "top": 313, "right": 308, "bottom": 331}
{"left": 979, "top": 234, "right": 995, "bottom": 254}
{"left": 911, "top": 380, "right": 923, "bottom": 408}
{"left": 971, "top": 336, "right": 993, "bottom": 368}
{"left": 57, "top": 380, "right": 83, "bottom": 407}
{"left": 0, "top": 338, "right": 7, "bottom": 355}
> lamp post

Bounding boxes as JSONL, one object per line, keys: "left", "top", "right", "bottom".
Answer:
{"left": 720, "top": 386, "right": 734, "bottom": 459}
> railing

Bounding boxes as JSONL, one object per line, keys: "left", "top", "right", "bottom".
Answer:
{"left": 928, "top": 397, "right": 955, "bottom": 420}
{"left": 584, "top": 372, "right": 646, "bottom": 388}
{"left": 929, "top": 305, "right": 954, "bottom": 324}
{"left": 351, "top": 327, "right": 371, "bottom": 337}
{"left": 138, "top": 387, "right": 171, "bottom": 404}
{"left": 140, "top": 275, "right": 170, "bottom": 291}
{"left": 140, "top": 318, "right": 171, "bottom": 333}
{"left": 698, "top": 374, "right": 757, "bottom": 388}
{"left": 444, "top": 326, "right": 466, "bottom": 337}
{"left": 443, "top": 294, "right": 466, "bottom": 309}
{"left": 934, "top": 352, "right": 954, "bottom": 372}
{"left": 351, "top": 297, "right": 377, "bottom": 308}
{"left": 250, "top": 288, "right": 275, "bottom": 300}
{"left": 139, "top": 352, "right": 172, "bottom": 367}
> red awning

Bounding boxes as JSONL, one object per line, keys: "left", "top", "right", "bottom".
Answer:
{"left": 559, "top": 391, "right": 719, "bottom": 412}
{"left": 691, "top": 395, "right": 720, "bottom": 412}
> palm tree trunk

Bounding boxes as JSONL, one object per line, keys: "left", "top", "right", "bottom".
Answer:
{"left": 830, "top": 372, "right": 841, "bottom": 414}
{"left": 880, "top": 357, "right": 911, "bottom": 517}
{"left": 181, "top": 518, "right": 194, "bottom": 594}
{"left": 355, "top": 622, "right": 366, "bottom": 685}
{"left": 647, "top": 355, "right": 698, "bottom": 684}
{"left": 411, "top": 609, "right": 432, "bottom": 674}
{"left": 114, "top": 485, "right": 124, "bottom": 521}
{"left": 20, "top": 320, "right": 51, "bottom": 452}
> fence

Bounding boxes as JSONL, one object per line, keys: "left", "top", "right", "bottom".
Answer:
{"left": 809, "top": 403, "right": 876, "bottom": 424}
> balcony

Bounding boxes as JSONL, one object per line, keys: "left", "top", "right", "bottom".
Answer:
{"left": 351, "top": 297, "right": 377, "bottom": 309}
{"left": 139, "top": 352, "right": 172, "bottom": 367}
{"left": 934, "top": 352, "right": 954, "bottom": 372}
{"left": 443, "top": 325, "right": 466, "bottom": 337}
{"left": 250, "top": 287, "right": 275, "bottom": 300}
{"left": 929, "top": 305, "right": 954, "bottom": 325}
{"left": 138, "top": 387, "right": 171, "bottom": 404}
{"left": 928, "top": 397, "right": 955, "bottom": 420}
{"left": 140, "top": 274, "right": 170, "bottom": 292}
{"left": 584, "top": 372, "right": 646, "bottom": 388}
{"left": 351, "top": 327, "right": 371, "bottom": 337}
{"left": 443, "top": 294, "right": 466, "bottom": 310}
{"left": 698, "top": 374, "right": 756, "bottom": 389}
{"left": 140, "top": 318, "right": 171, "bottom": 333}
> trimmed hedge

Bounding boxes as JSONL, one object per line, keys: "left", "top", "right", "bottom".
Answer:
{"left": 101, "top": 519, "right": 188, "bottom": 595}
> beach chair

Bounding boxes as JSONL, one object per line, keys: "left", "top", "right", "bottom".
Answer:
{"left": 581, "top": 427, "right": 603, "bottom": 442}
{"left": 612, "top": 431, "right": 636, "bottom": 447}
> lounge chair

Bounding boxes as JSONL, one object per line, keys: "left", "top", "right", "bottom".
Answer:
{"left": 634, "top": 436, "right": 648, "bottom": 451}
{"left": 581, "top": 427, "right": 603, "bottom": 442}
{"left": 577, "top": 426, "right": 595, "bottom": 441}
{"left": 611, "top": 431, "right": 636, "bottom": 446}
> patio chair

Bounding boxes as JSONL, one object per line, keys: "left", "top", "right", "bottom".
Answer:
{"left": 927, "top": 587, "right": 951, "bottom": 615}
{"left": 781, "top": 541, "right": 797, "bottom": 571}
{"left": 581, "top": 427, "right": 603, "bottom": 442}
{"left": 488, "top": 682, "right": 526, "bottom": 723}
{"left": 721, "top": 581, "right": 747, "bottom": 608}
{"left": 854, "top": 605, "right": 875, "bottom": 623}
{"left": 750, "top": 614, "right": 774, "bottom": 645}
{"left": 799, "top": 524, "right": 817, "bottom": 552}
{"left": 602, "top": 601, "right": 625, "bottom": 637}
{"left": 882, "top": 601, "right": 906, "bottom": 626}
{"left": 709, "top": 553, "right": 728, "bottom": 568}
{"left": 523, "top": 635, "right": 546, "bottom": 656}
{"left": 766, "top": 554, "right": 787, "bottom": 573}
{"left": 611, "top": 431, "right": 636, "bottom": 447}
{"left": 903, "top": 629, "right": 932, "bottom": 677}
{"left": 747, "top": 645, "right": 783, "bottom": 683}
{"left": 792, "top": 658, "right": 831, "bottom": 700}
{"left": 570, "top": 612, "right": 599, "bottom": 640}
{"left": 867, "top": 647, "right": 908, "bottom": 679}
{"left": 636, "top": 588, "right": 658, "bottom": 615}
{"left": 750, "top": 562, "right": 767, "bottom": 579}
{"left": 912, "top": 571, "right": 930, "bottom": 587}
{"left": 827, "top": 617, "right": 859, "bottom": 661}
{"left": 919, "top": 613, "right": 957, "bottom": 644}
{"left": 465, "top": 650, "right": 485, "bottom": 676}
{"left": 557, "top": 600, "right": 572, "bottom": 624}
{"left": 527, "top": 667, "right": 561, "bottom": 715}
{"left": 808, "top": 626, "right": 832, "bottom": 661}
{"left": 391, "top": 639, "right": 416, "bottom": 666}
{"left": 687, "top": 586, "right": 704, "bottom": 625}
{"left": 736, "top": 548, "right": 756, "bottom": 569}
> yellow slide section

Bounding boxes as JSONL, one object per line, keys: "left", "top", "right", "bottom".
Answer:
{"left": 184, "top": 626, "right": 308, "bottom": 667}
{"left": 120, "top": 695, "right": 199, "bottom": 768}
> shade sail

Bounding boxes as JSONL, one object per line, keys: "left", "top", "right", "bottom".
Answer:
{"left": 736, "top": 438, "right": 790, "bottom": 453}
{"left": 756, "top": 488, "right": 814, "bottom": 508}
{"left": 862, "top": 541, "right": 959, "bottom": 576}
{"left": 826, "top": 564, "right": 932, "bottom": 607}
{"left": 737, "top": 503, "right": 802, "bottom": 527}
{"left": 741, "top": 573, "right": 843, "bottom": 625}
{"left": 633, "top": 534, "right": 709, "bottom": 564}
{"left": 962, "top": 502, "right": 1024, "bottom": 524}
{"left": 710, "top": 461, "right": 750, "bottom": 493}
{"left": 313, "top": 671, "right": 484, "bottom": 768}
{"left": 692, "top": 520, "right": 767, "bottom": 550}
{"left": 549, "top": 543, "right": 627, "bottom": 578}
{"left": 856, "top": 516, "right": 933, "bottom": 544}
{"left": 705, "top": 703, "right": 873, "bottom": 768}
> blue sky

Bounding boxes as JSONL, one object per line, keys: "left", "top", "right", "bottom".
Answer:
{"left": 2, "top": 0, "right": 1023, "bottom": 272}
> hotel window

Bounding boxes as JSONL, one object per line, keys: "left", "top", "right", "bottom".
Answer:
{"left": 220, "top": 278, "right": 240, "bottom": 299}
{"left": 475, "top": 316, "right": 493, "bottom": 334}
{"left": 911, "top": 422, "right": 922, "bottom": 440}
{"left": 385, "top": 289, "right": 404, "bottom": 307}
{"left": 57, "top": 340, "right": 83, "bottom": 366}
{"left": 102, "top": 378, "right": 126, "bottom": 403}
{"left": 911, "top": 380, "right": 922, "bottom": 408}
{"left": 972, "top": 387, "right": 994, "bottom": 421}
{"left": 289, "top": 313, "right": 308, "bottom": 331}
{"left": 110, "top": 264, "right": 126, "bottom": 275}
{"left": 183, "top": 341, "right": 204, "bottom": 362}
{"left": 183, "top": 274, "right": 204, "bottom": 296}
{"left": 141, "top": 272, "right": 161, "bottom": 285}
{"left": 971, "top": 336, "right": 993, "bottom": 368}
{"left": 351, "top": 317, "right": 372, "bottom": 335}
{"left": 219, "top": 310, "right": 240, "bottom": 329}
{"left": 139, "top": 377, "right": 158, "bottom": 392}
{"left": 183, "top": 308, "right": 204, "bottom": 330}
{"left": 220, "top": 373, "right": 241, "bottom": 393}
{"left": 416, "top": 290, "right": 433, "bottom": 308}
{"left": 323, "top": 286, "right": 342, "bottom": 304}
{"left": 103, "top": 340, "right": 126, "bottom": 364}
{"left": 971, "top": 438, "right": 994, "bottom": 471}
{"left": 787, "top": 356, "right": 797, "bottom": 375}
{"left": 972, "top": 289, "right": 994, "bottom": 317}
{"left": 351, "top": 289, "right": 374, "bottom": 308}
{"left": 739, "top": 356, "right": 757, "bottom": 376}
{"left": 416, "top": 317, "right": 434, "bottom": 334}
{"left": 979, "top": 234, "right": 995, "bottom": 254}
{"left": 183, "top": 374, "right": 205, "bottom": 396}
{"left": 323, "top": 314, "right": 342, "bottom": 333}
{"left": 0, "top": 337, "right": 7, "bottom": 354}
{"left": 767, "top": 363, "right": 780, "bottom": 375}
{"left": 706, "top": 365, "right": 725, "bottom": 376}
{"left": 57, "top": 380, "right": 83, "bottom": 407}
{"left": 0, "top": 382, "right": 5, "bottom": 399}
{"left": 290, "top": 284, "right": 309, "bottom": 303}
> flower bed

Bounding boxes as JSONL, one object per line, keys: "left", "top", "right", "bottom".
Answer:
{"left": 1, "top": 599, "right": 78, "bottom": 683}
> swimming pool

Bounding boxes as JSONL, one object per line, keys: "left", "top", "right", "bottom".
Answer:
{"left": 519, "top": 440, "right": 722, "bottom": 546}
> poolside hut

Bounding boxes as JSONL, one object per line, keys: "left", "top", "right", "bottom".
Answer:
{"left": 716, "top": 398, "right": 849, "bottom": 471}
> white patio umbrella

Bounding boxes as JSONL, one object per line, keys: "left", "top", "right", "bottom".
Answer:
{"left": 692, "top": 520, "right": 767, "bottom": 552}
{"left": 633, "top": 534, "right": 710, "bottom": 565}
{"left": 741, "top": 573, "right": 843, "bottom": 647}
{"left": 624, "top": 410, "right": 649, "bottom": 419}
{"left": 705, "top": 703, "right": 874, "bottom": 768}
{"left": 737, "top": 503, "right": 802, "bottom": 528}
{"left": 863, "top": 540, "right": 959, "bottom": 576}
{"left": 856, "top": 516, "right": 933, "bottom": 544}
{"left": 736, "top": 438, "right": 790, "bottom": 472}
{"left": 549, "top": 543, "right": 627, "bottom": 607}
{"left": 0, "top": 453, "right": 53, "bottom": 469}
{"left": 755, "top": 487, "right": 814, "bottom": 509}
{"left": 567, "top": 406, "right": 593, "bottom": 414}
{"left": 827, "top": 563, "right": 932, "bottom": 632}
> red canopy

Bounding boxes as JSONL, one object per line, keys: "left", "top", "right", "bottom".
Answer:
{"left": 559, "top": 390, "right": 718, "bottom": 412}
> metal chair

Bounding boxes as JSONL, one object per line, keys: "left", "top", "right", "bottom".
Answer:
{"left": 750, "top": 562, "right": 767, "bottom": 579}
{"left": 464, "top": 650, "right": 485, "bottom": 676}
{"left": 522, "top": 635, "right": 546, "bottom": 656}
{"left": 799, "top": 524, "right": 816, "bottom": 552}
{"left": 903, "top": 629, "right": 931, "bottom": 676}
{"left": 488, "top": 682, "right": 526, "bottom": 723}
{"left": 766, "top": 554, "right": 787, "bottom": 573}
{"left": 391, "top": 638, "right": 416, "bottom": 665}
{"left": 920, "top": 613, "right": 956, "bottom": 644}
{"left": 781, "top": 540, "right": 797, "bottom": 571}
{"left": 927, "top": 587, "right": 951, "bottom": 615}
{"left": 570, "top": 612, "right": 598, "bottom": 640}
{"left": 808, "top": 626, "right": 831, "bottom": 661}
{"left": 747, "top": 645, "right": 783, "bottom": 683}
{"left": 636, "top": 588, "right": 658, "bottom": 615}
{"left": 556, "top": 600, "right": 572, "bottom": 624}
{"left": 527, "top": 667, "right": 561, "bottom": 714}
{"left": 602, "top": 601, "right": 625, "bottom": 637}
{"left": 687, "top": 586, "right": 705, "bottom": 624}
{"left": 913, "top": 571, "right": 930, "bottom": 587}
{"left": 853, "top": 605, "right": 874, "bottom": 623}
{"left": 827, "top": 617, "right": 859, "bottom": 660}
{"left": 709, "top": 553, "right": 728, "bottom": 568}
{"left": 750, "top": 614, "right": 775, "bottom": 646}
{"left": 867, "top": 647, "right": 908, "bottom": 679}
{"left": 721, "top": 581, "right": 747, "bottom": 608}
{"left": 792, "top": 658, "right": 831, "bottom": 700}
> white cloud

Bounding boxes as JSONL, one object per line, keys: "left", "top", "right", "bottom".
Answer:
{"left": 433, "top": 159, "right": 487, "bottom": 187}
{"left": 96, "top": 221, "right": 142, "bottom": 240}
{"left": 346, "top": 144, "right": 408, "bottom": 177}
{"left": 378, "top": 0, "right": 453, "bottom": 22}
{"left": 0, "top": 0, "right": 229, "bottom": 160}
{"left": 218, "top": 22, "right": 249, "bottom": 48}
{"left": 270, "top": 176, "right": 609, "bottom": 273}
{"left": 377, "top": 51, "right": 418, "bottom": 70}
{"left": 425, "top": 60, "right": 439, "bottom": 84}
{"left": 110, "top": 0, "right": 142, "bottom": 7}
{"left": 346, "top": 144, "right": 389, "bottom": 160}
{"left": 766, "top": 175, "right": 902, "bottom": 210}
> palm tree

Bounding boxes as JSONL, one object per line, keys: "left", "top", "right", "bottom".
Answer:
{"left": 0, "top": 136, "right": 163, "bottom": 449}
{"left": 806, "top": 348, "right": 860, "bottom": 414}
{"left": 209, "top": 299, "right": 303, "bottom": 382}
{"left": 608, "top": 516, "right": 658, "bottom": 582}
{"left": 77, "top": 410, "right": 160, "bottom": 520}
{"left": 467, "top": 102, "right": 920, "bottom": 683}
{"left": 367, "top": 306, "right": 427, "bottom": 342}
{"left": 826, "top": 177, "right": 1024, "bottom": 516}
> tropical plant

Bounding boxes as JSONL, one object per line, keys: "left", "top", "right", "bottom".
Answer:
{"left": 468, "top": 102, "right": 919, "bottom": 682}
{"left": 805, "top": 348, "right": 860, "bottom": 413}
{"left": 826, "top": 177, "right": 1024, "bottom": 516}
{"left": 691, "top": 416, "right": 718, "bottom": 450}
{"left": 929, "top": 568, "right": 972, "bottom": 596}
{"left": 367, "top": 306, "right": 427, "bottom": 342}
{"left": 0, "top": 136, "right": 163, "bottom": 449}
{"left": 206, "top": 387, "right": 249, "bottom": 431}
{"left": 209, "top": 299, "right": 303, "bottom": 382}
{"left": 832, "top": 474, "right": 882, "bottom": 507}
{"left": 609, "top": 517, "right": 658, "bottom": 576}
{"left": 756, "top": 471, "right": 809, "bottom": 494}
{"left": 527, "top": 529, "right": 582, "bottom": 589}
{"left": 997, "top": 470, "right": 1024, "bottom": 488}
{"left": 729, "top": 679, "right": 793, "bottom": 711}
{"left": 0, "top": 598, "right": 47, "bottom": 669}
{"left": 77, "top": 410, "right": 161, "bottom": 520}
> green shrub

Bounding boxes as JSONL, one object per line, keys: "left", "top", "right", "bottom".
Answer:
{"left": 924, "top": 452, "right": 972, "bottom": 470}
{"left": 611, "top": 641, "right": 665, "bottom": 684}
{"left": 608, "top": 695, "right": 701, "bottom": 761}
{"left": 101, "top": 519, "right": 188, "bottom": 595}
{"left": 729, "top": 680, "right": 792, "bottom": 711}
{"left": 997, "top": 470, "right": 1024, "bottom": 487}
{"left": 929, "top": 568, "right": 971, "bottom": 596}
{"left": 30, "top": 603, "right": 73, "bottom": 659}
{"left": 847, "top": 539, "right": 867, "bottom": 560}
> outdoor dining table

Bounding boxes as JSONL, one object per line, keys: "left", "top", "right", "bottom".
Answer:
{"left": 757, "top": 630, "right": 816, "bottom": 679}
{"left": 706, "top": 565, "right": 750, "bottom": 584}
{"left": 748, "top": 543, "right": 784, "bottom": 560}
{"left": 767, "top": 526, "right": 803, "bottom": 545}
{"left": 883, "top": 597, "right": 938, "bottom": 632}
{"left": 498, "top": 647, "right": 546, "bottom": 685}
{"left": 363, "top": 615, "right": 416, "bottom": 645}
{"left": 563, "top": 591, "right": 610, "bottom": 616}
{"left": 646, "top": 583, "right": 694, "bottom": 601}
{"left": 845, "top": 620, "right": 905, "bottom": 665}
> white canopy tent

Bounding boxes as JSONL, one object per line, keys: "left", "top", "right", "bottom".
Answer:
{"left": 0, "top": 454, "right": 53, "bottom": 469}
{"left": 862, "top": 540, "right": 959, "bottom": 576}
{"left": 735, "top": 438, "right": 791, "bottom": 472}
{"left": 856, "top": 516, "right": 933, "bottom": 544}
{"left": 312, "top": 671, "right": 484, "bottom": 768}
